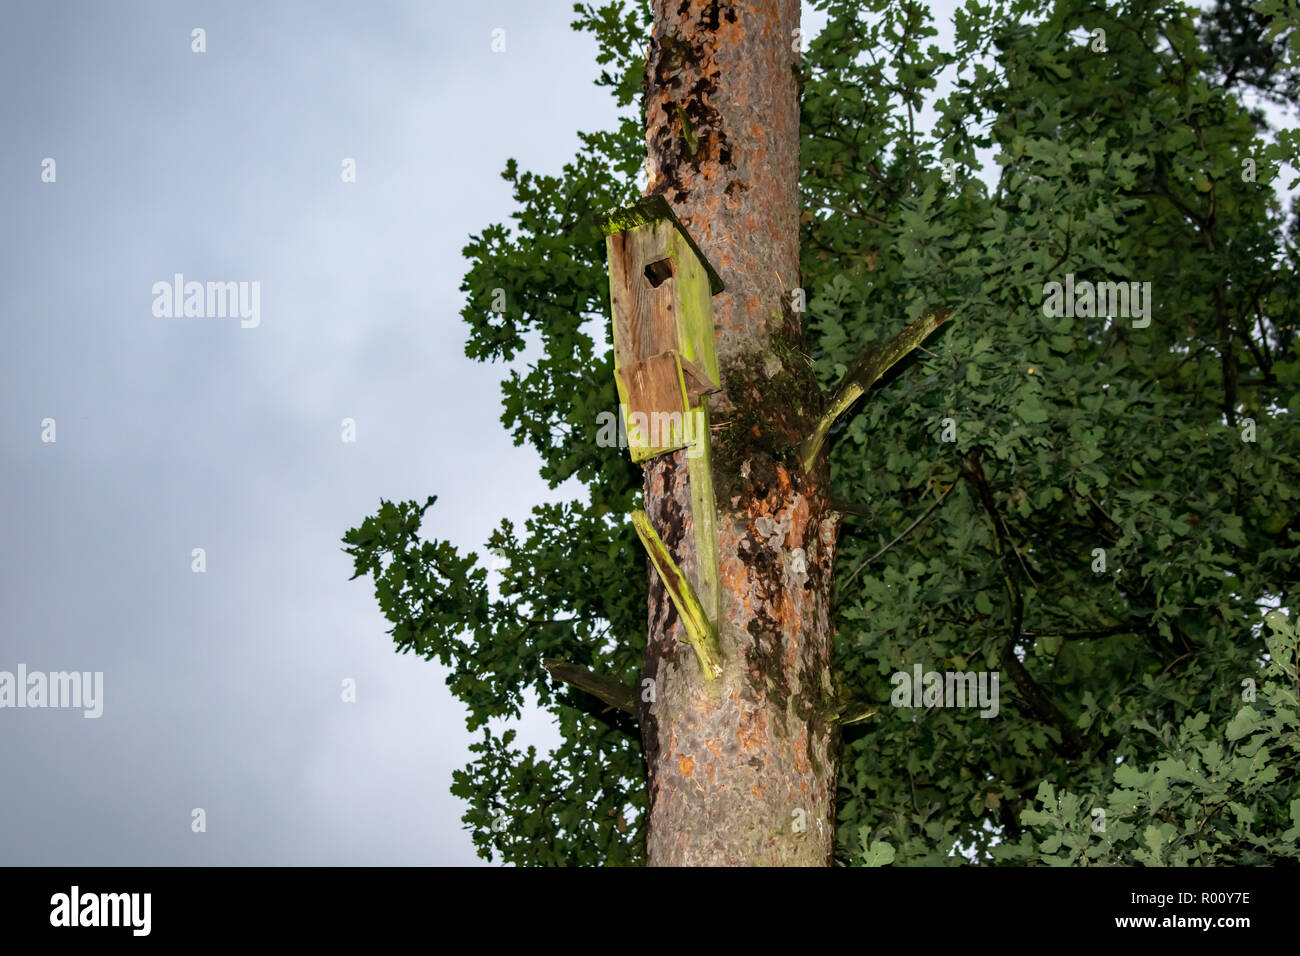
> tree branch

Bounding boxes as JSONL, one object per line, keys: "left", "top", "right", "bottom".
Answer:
{"left": 1021, "top": 624, "right": 1140, "bottom": 641}
{"left": 799, "top": 306, "right": 953, "bottom": 472}
{"left": 542, "top": 659, "right": 637, "bottom": 716}
{"left": 838, "top": 702, "right": 879, "bottom": 725}
{"left": 829, "top": 497, "right": 873, "bottom": 520}
{"left": 842, "top": 480, "right": 956, "bottom": 587}
{"left": 962, "top": 450, "right": 1087, "bottom": 760}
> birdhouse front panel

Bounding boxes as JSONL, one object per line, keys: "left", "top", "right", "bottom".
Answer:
{"left": 607, "top": 218, "right": 681, "bottom": 369}
{"left": 597, "top": 195, "right": 724, "bottom": 463}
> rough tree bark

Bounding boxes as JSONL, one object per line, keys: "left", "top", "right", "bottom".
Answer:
{"left": 636, "top": 0, "right": 839, "bottom": 866}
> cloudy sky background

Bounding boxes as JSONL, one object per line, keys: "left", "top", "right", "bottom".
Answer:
{"left": 4, "top": 0, "right": 1283, "bottom": 866}
{"left": 0, "top": 0, "right": 645, "bottom": 866}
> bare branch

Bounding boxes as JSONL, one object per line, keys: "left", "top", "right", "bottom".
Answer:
{"left": 829, "top": 497, "right": 873, "bottom": 520}
{"left": 542, "top": 659, "right": 637, "bottom": 716}
{"left": 842, "top": 481, "right": 956, "bottom": 587}
{"left": 1021, "top": 624, "right": 1140, "bottom": 641}
{"left": 799, "top": 306, "right": 953, "bottom": 472}
{"left": 962, "top": 451, "right": 1087, "bottom": 760}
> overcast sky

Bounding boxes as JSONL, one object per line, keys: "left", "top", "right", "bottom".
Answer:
{"left": 0, "top": 0, "right": 634, "bottom": 866}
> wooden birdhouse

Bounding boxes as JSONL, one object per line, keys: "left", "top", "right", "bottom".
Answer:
{"left": 596, "top": 195, "right": 724, "bottom": 462}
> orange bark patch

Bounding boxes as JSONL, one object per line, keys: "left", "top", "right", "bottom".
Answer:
{"left": 793, "top": 738, "right": 812, "bottom": 776}
{"left": 679, "top": 755, "right": 695, "bottom": 778}
{"left": 786, "top": 496, "right": 811, "bottom": 549}
{"left": 736, "top": 707, "right": 768, "bottom": 752}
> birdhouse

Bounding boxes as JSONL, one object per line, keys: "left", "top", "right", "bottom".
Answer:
{"left": 596, "top": 195, "right": 724, "bottom": 462}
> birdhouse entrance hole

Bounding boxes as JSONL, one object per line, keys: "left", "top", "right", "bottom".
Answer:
{"left": 644, "top": 258, "right": 675, "bottom": 288}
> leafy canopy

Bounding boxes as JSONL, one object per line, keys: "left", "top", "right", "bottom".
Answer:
{"left": 343, "top": 0, "right": 1300, "bottom": 865}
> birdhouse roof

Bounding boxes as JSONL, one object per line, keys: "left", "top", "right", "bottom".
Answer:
{"left": 595, "top": 195, "right": 725, "bottom": 296}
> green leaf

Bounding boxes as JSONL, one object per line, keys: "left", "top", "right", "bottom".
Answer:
{"left": 861, "top": 839, "right": 897, "bottom": 867}
{"left": 1226, "top": 707, "right": 1262, "bottom": 742}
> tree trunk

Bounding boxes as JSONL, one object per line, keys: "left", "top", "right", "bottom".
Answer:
{"left": 638, "top": 0, "right": 838, "bottom": 866}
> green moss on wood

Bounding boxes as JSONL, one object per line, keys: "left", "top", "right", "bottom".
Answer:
{"left": 632, "top": 508, "right": 723, "bottom": 679}
{"left": 713, "top": 321, "right": 821, "bottom": 506}
{"left": 595, "top": 195, "right": 725, "bottom": 295}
